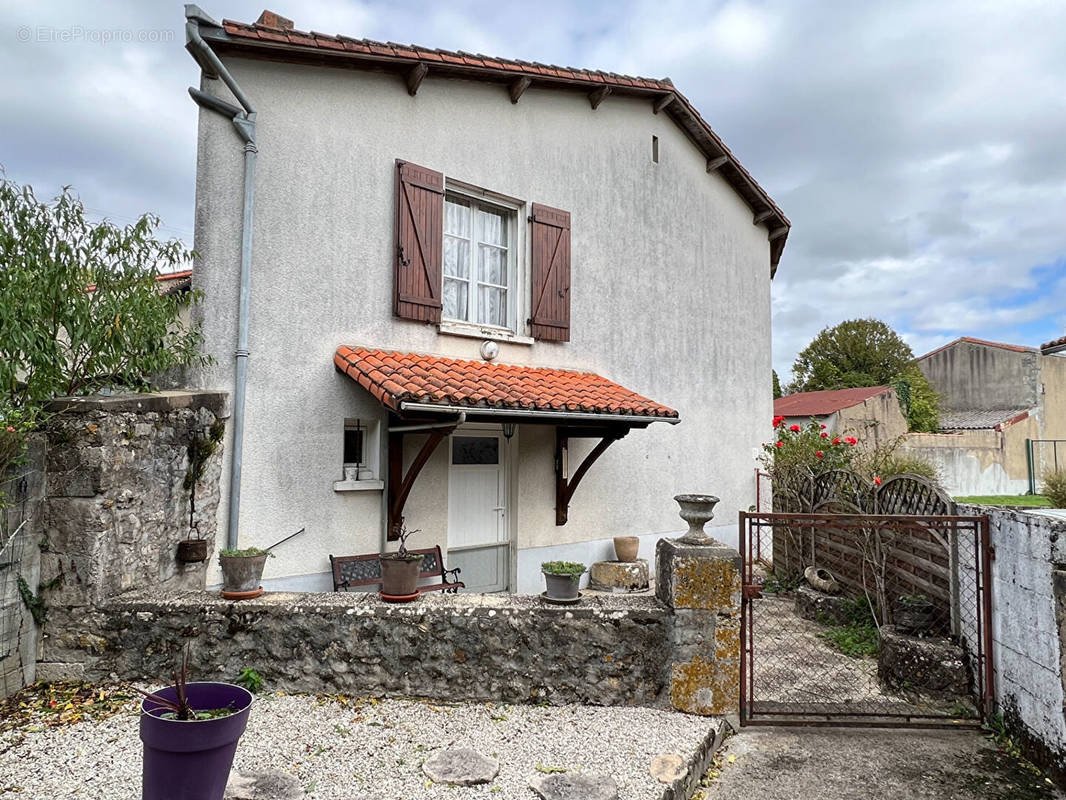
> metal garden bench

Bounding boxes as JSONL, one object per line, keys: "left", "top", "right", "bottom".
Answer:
{"left": 328, "top": 546, "right": 464, "bottom": 594}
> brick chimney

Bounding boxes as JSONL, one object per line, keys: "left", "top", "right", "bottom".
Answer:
{"left": 256, "top": 10, "right": 294, "bottom": 30}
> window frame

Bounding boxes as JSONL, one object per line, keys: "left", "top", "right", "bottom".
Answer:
{"left": 440, "top": 180, "right": 527, "bottom": 340}
{"left": 334, "top": 418, "right": 383, "bottom": 492}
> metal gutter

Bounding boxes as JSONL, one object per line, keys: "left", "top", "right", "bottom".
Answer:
{"left": 389, "top": 413, "right": 466, "bottom": 433}
{"left": 185, "top": 4, "right": 258, "bottom": 550}
{"left": 398, "top": 401, "right": 680, "bottom": 425}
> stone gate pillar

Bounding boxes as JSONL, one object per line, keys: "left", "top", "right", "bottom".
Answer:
{"left": 656, "top": 537, "right": 742, "bottom": 716}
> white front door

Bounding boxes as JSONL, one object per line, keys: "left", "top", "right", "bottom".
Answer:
{"left": 447, "top": 430, "right": 509, "bottom": 593}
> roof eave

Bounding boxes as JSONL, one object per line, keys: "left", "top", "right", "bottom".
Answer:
{"left": 199, "top": 23, "right": 789, "bottom": 274}
{"left": 398, "top": 400, "right": 680, "bottom": 427}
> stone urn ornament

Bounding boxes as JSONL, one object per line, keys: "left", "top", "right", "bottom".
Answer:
{"left": 674, "top": 494, "right": 721, "bottom": 545}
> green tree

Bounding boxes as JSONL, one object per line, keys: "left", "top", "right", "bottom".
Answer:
{"left": 772, "top": 369, "right": 782, "bottom": 399}
{"left": 0, "top": 176, "right": 206, "bottom": 422}
{"left": 789, "top": 319, "right": 939, "bottom": 432}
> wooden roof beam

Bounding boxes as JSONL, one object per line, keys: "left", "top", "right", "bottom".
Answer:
{"left": 589, "top": 85, "right": 611, "bottom": 110}
{"left": 768, "top": 226, "right": 789, "bottom": 241}
{"left": 653, "top": 93, "right": 675, "bottom": 114}
{"left": 509, "top": 76, "right": 531, "bottom": 104}
{"left": 405, "top": 63, "right": 428, "bottom": 96}
{"left": 753, "top": 210, "right": 774, "bottom": 226}
{"left": 706, "top": 155, "right": 729, "bottom": 173}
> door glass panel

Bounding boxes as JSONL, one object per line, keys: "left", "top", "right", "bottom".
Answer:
{"left": 452, "top": 436, "right": 499, "bottom": 465}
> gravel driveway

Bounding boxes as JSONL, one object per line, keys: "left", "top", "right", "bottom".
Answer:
{"left": 0, "top": 690, "right": 719, "bottom": 799}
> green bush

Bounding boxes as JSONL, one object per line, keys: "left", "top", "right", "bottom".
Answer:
{"left": 1043, "top": 470, "right": 1066, "bottom": 508}
{"left": 541, "top": 561, "right": 586, "bottom": 577}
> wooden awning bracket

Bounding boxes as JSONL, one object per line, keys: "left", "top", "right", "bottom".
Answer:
{"left": 387, "top": 427, "right": 455, "bottom": 539}
{"left": 555, "top": 427, "right": 628, "bottom": 525}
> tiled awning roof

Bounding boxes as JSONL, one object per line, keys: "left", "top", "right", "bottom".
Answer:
{"left": 334, "top": 347, "right": 679, "bottom": 423}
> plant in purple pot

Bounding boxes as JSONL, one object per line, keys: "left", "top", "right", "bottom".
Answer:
{"left": 137, "top": 649, "right": 253, "bottom": 800}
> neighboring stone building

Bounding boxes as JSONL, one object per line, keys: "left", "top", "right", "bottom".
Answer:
{"left": 902, "top": 337, "right": 1066, "bottom": 496}
{"left": 184, "top": 8, "right": 789, "bottom": 592}
{"left": 773, "top": 385, "right": 908, "bottom": 450}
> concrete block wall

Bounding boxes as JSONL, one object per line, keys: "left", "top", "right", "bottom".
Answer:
{"left": 958, "top": 504, "right": 1066, "bottom": 779}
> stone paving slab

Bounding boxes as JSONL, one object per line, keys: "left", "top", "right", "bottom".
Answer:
{"left": 701, "top": 728, "right": 1064, "bottom": 800}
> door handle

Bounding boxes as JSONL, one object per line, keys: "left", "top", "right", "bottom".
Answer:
{"left": 493, "top": 506, "right": 506, "bottom": 511}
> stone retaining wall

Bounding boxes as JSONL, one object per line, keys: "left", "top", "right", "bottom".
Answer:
{"left": 46, "top": 591, "right": 673, "bottom": 705}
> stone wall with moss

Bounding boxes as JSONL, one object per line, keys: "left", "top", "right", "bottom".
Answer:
{"left": 43, "top": 591, "right": 674, "bottom": 704}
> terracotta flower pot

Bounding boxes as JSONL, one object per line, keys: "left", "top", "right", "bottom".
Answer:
{"left": 613, "top": 536, "right": 639, "bottom": 562}
{"left": 381, "top": 553, "right": 422, "bottom": 596}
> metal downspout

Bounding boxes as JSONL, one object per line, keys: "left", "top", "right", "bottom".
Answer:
{"left": 185, "top": 5, "right": 257, "bottom": 550}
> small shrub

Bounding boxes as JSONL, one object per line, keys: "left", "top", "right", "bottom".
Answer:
{"left": 541, "top": 561, "right": 586, "bottom": 577}
{"left": 1043, "top": 470, "right": 1066, "bottom": 508}
{"left": 218, "top": 547, "right": 273, "bottom": 558}
{"left": 235, "top": 668, "right": 264, "bottom": 694}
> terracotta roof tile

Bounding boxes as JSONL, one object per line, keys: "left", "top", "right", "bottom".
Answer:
{"left": 920, "top": 336, "right": 1037, "bottom": 359}
{"left": 210, "top": 12, "right": 790, "bottom": 270}
{"left": 774, "top": 386, "right": 894, "bottom": 417}
{"left": 1041, "top": 335, "right": 1066, "bottom": 353}
{"left": 334, "top": 347, "right": 678, "bottom": 420}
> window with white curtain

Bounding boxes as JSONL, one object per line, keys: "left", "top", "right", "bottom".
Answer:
{"left": 443, "top": 193, "right": 514, "bottom": 331}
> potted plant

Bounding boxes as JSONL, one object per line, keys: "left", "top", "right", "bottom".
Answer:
{"left": 542, "top": 561, "right": 587, "bottom": 601}
{"left": 178, "top": 421, "right": 225, "bottom": 564}
{"left": 380, "top": 525, "right": 423, "bottom": 600}
{"left": 218, "top": 547, "right": 272, "bottom": 600}
{"left": 137, "top": 649, "right": 253, "bottom": 800}
{"left": 894, "top": 594, "right": 937, "bottom": 634}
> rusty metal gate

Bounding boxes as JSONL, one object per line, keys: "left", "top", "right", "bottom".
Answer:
{"left": 739, "top": 512, "right": 993, "bottom": 728}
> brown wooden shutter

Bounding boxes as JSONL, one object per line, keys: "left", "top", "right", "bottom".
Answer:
{"left": 529, "top": 203, "right": 571, "bottom": 342}
{"left": 394, "top": 160, "right": 444, "bottom": 322}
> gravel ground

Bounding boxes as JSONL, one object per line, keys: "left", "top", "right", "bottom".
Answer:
{"left": 0, "top": 691, "right": 718, "bottom": 799}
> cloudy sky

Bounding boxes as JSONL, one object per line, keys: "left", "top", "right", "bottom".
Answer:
{"left": 3, "top": 1, "right": 1064, "bottom": 379}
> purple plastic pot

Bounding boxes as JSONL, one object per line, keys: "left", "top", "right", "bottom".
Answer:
{"left": 140, "top": 682, "right": 253, "bottom": 800}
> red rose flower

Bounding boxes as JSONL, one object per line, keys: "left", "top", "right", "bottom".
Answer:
{"left": 820, "top": 432, "right": 828, "bottom": 439}
{"left": 820, "top": 424, "right": 827, "bottom": 429}
{"left": 772, "top": 415, "right": 785, "bottom": 427}
{"left": 789, "top": 424, "right": 800, "bottom": 432}
{"left": 832, "top": 437, "right": 841, "bottom": 445}
{"left": 816, "top": 451, "right": 824, "bottom": 458}
{"left": 874, "top": 476, "right": 882, "bottom": 485}
{"left": 775, "top": 441, "right": 783, "bottom": 448}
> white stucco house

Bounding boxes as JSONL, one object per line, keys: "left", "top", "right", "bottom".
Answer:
{"left": 184, "top": 7, "right": 789, "bottom": 593}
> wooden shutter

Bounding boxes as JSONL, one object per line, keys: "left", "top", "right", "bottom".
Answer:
{"left": 529, "top": 203, "right": 571, "bottom": 342}
{"left": 394, "top": 160, "right": 444, "bottom": 322}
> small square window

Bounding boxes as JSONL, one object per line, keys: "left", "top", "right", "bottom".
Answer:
{"left": 343, "top": 425, "right": 364, "bottom": 465}
{"left": 335, "top": 419, "right": 382, "bottom": 491}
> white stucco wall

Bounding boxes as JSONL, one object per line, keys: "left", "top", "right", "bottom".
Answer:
{"left": 192, "top": 57, "right": 774, "bottom": 589}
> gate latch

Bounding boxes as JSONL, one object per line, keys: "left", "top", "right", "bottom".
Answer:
{"left": 742, "top": 584, "right": 763, "bottom": 600}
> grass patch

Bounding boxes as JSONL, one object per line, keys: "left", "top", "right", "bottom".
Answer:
{"left": 818, "top": 622, "right": 879, "bottom": 658}
{"left": 954, "top": 495, "right": 1051, "bottom": 507}
{"left": 816, "top": 595, "right": 880, "bottom": 658}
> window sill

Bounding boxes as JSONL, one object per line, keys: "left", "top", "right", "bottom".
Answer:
{"left": 333, "top": 479, "right": 384, "bottom": 493}
{"left": 438, "top": 321, "right": 534, "bottom": 346}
